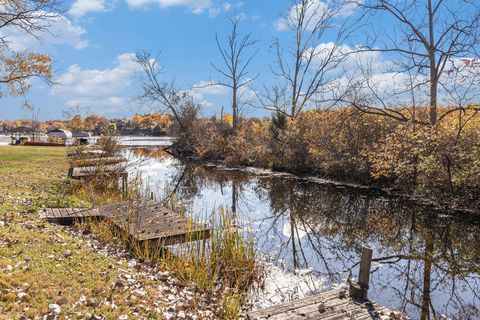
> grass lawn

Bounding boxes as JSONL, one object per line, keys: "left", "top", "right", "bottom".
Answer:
{"left": 0, "top": 146, "right": 163, "bottom": 319}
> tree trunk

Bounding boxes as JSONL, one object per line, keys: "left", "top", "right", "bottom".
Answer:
{"left": 232, "top": 87, "right": 238, "bottom": 132}
{"left": 428, "top": 0, "right": 437, "bottom": 127}
{"left": 429, "top": 78, "right": 438, "bottom": 126}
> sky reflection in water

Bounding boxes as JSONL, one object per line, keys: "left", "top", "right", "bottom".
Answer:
{"left": 130, "top": 148, "right": 480, "bottom": 320}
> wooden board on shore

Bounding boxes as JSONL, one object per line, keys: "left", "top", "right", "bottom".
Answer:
{"left": 39, "top": 207, "right": 99, "bottom": 220}
{"left": 70, "top": 156, "right": 128, "bottom": 168}
{"left": 71, "top": 164, "right": 128, "bottom": 179}
{"left": 247, "top": 289, "right": 397, "bottom": 320}
{"left": 39, "top": 199, "right": 210, "bottom": 245}
{"left": 67, "top": 149, "right": 106, "bottom": 158}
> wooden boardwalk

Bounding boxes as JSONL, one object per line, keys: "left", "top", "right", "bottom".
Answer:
{"left": 39, "top": 199, "right": 210, "bottom": 245}
{"left": 247, "top": 289, "right": 396, "bottom": 320}
{"left": 248, "top": 248, "right": 408, "bottom": 320}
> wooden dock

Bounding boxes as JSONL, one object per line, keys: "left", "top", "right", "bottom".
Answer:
{"left": 67, "top": 149, "right": 106, "bottom": 158}
{"left": 70, "top": 164, "right": 128, "bottom": 179}
{"left": 39, "top": 199, "right": 210, "bottom": 245}
{"left": 247, "top": 289, "right": 396, "bottom": 319}
{"left": 70, "top": 156, "right": 127, "bottom": 168}
{"left": 248, "top": 248, "right": 408, "bottom": 320}
{"left": 67, "top": 149, "right": 129, "bottom": 192}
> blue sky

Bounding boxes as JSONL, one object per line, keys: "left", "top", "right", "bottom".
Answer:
{"left": 2, "top": 0, "right": 301, "bottom": 120}
{"left": 3, "top": 0, "right": 478, "bottom": 120}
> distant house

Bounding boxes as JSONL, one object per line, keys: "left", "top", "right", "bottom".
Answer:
{"left": 11, "top": 126, "right": 34, "bottom": 134}
{"left": 72, "top": 131, "right": 91, "bottom": 138}
{"left": 72, "top": 131, "right": 92, "bottom": 145}
{"left": 10, "top": 126, "right": 35, "bottom": 144}
{"left": 47, "top": 129, "right": 73, "bottom": 141}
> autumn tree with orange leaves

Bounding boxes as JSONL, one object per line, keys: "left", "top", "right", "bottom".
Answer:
{"left": 0, "top": 0, "right": 60, "bottom": 99}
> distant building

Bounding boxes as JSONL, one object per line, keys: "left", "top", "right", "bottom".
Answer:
{"left": 72, "top": 131, "right": 91, "bottom": 138}
{"left": 47, "top": 129, "right": 73, "bottom": 141}
{"left": 10, "top": 126, "right": 35, "bottom": 144}
{"left": 72, "top": 131, "right": 92, "bottom": 145}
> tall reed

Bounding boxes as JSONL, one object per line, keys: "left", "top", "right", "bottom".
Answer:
{"left": 76, "top": 205, "right": 263, "bottom": 319}
{"left": 160, "top": 208, "right": 263, "bottom": 318}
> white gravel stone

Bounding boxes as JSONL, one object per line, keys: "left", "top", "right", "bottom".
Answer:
{"left": 48, "top": 303, "right": 61, "bottom": 315}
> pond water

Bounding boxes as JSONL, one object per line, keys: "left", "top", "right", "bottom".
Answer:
{"left": 128, "top": 148, "right": 480, "bottom": 320}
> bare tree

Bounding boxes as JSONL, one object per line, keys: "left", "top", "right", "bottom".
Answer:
{"left": 260, "top": 0, "right": 351, "bottom": 118}
{"left": 351, "top": 0, "right": 480, "bottom": 126}
{"left": 135, "top": 51, "right": 199, "bottom": 131}
{"left": 22, "top": 98, "right": 42, "bottom": 142}
{"left": 208, "top": 14, "right": 259, "bottom": 131}
{"left": 0, "top": 0, "right": 62, "bottom": 48}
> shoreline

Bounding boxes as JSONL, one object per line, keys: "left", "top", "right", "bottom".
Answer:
{"left": 169, "top": 151, "right": 479, "bottom": 216}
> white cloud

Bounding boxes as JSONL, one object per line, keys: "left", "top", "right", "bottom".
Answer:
{"left": 208, "top": 1, "right": 233, "bottom": 18}
{"left": 222, "top": 2, "right": 231, "bottom": 11}
{"left": 126, "top": 0, "right": 212, "bottom": 14}
{"left": 52, "top": 53, "right": 140, "bottom": 108}
{"left": 313, "top": 44, "right": 479, "bottom": 107}
{"left": 66, "top": 96, "right": 127, "bottom": 107}
{"left": 193, "top": 80, "right": 229, "bottom": 95}
{"left": 69, "top": 0, "right": 109, "bottom": 17}
{"left": 0, "top": 12, "right": 88, "bottom": 50}
{"left": 188, "top": 80, "right": 228, "bottom": 107}
{"left": 208, "top": 7, "right": 222, "bottom": 17}
{"left": 275, "top": 0, "right": 360, "bottom": 32}
{"left": 190, "top": 78, "right": 256, "bottom": 110}
{"left": 309, "top": 43, "right": 387, "bottom": 73}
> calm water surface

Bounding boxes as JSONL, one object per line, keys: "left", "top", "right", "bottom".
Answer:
{"left": 129, "top": 148, "right": 480, "bottom": 320}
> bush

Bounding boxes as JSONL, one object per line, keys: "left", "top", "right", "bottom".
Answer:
{"left": 367, "top": 115, "right": 480, "bottom": 205}
{"left": 173, "top": 106, "right": 480, "bottom": 208}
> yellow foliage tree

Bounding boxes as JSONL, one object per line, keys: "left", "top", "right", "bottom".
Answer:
{"left": 0, "top": 51, "right": 52, "bottom": 98}
{"left": 221, "top": 112, "right": 233, "bottom": 126}
{"left": 0, "top": 0, "right": 59, "bottom": 100}
{"left": 70, "top": 114, "right": 84, "bottom": 131}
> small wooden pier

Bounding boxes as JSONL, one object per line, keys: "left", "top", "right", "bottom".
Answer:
{"left": 247, "top": 289, "right": 395, "bottom": 319}
{"left": 248, "top": 248, "right": 407, "bottom": 320}
{"left": 39, "top": 199, "right": 210, "bottom": 245}
{"left": 70, "top": 156, "right": 127, "bottom": 168}
{"left": 67, "top": 149, "right": 106, "bottom": 158}
{"left": 67, "top": 151, "right": 129, "bottom": 192}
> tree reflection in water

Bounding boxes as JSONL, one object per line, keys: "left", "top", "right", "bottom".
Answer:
{"left": 134, "top": 149, "right": 480, "bottom": 320}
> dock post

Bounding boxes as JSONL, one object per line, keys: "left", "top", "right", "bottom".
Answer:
{"left": 88, "top": 182, "right": 96, "bottom": 208}
{"left": 349, "top": 247, "right": 373, "bottom": 300}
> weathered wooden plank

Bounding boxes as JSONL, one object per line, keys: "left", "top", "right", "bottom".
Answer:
{"left": 40, "top": 207, "right": 100, "bottom": 220}
{"left": 40, "top": 199, "right": 210, "bottom": 246}
{"left": 247, "top": 289, "right": 396, "bottom": 320}
{"left": 247, "top": 290, "right": 343, "bottom": 319}
{"left": 71, "top": 165, "right": 128, "bottom": 178}
{"left": 67, "top": 149, "right": 106, "bottom": 158}
{"left": 261, "top": 297, "right": 354, "bottom": 320}
{"left": 70, "top": 156, "right": 127, "bottom": 168}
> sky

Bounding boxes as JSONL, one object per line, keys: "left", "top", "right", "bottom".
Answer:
{"left": 1, "top": 0, "right": 478, "bottom": 120}
{"left": 2, "top": 0, "right": 300, "bottom": 120}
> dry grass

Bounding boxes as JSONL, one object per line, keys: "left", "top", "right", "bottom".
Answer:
{"left": 0, "top": 146, "right": 164, "bottom": 319}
